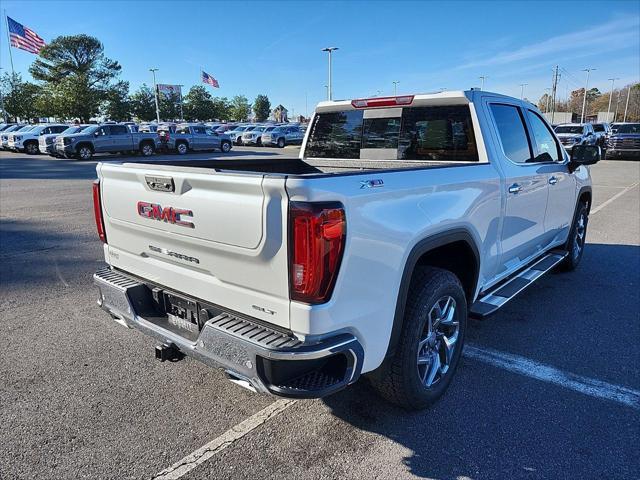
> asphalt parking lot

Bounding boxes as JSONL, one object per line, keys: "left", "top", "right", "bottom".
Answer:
{"left": 0, "top": 148, "right": 638, "bottom": 480}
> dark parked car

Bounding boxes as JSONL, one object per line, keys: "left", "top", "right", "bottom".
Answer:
{"left": 606, "top": 123, "right": 640, "bottom": 159}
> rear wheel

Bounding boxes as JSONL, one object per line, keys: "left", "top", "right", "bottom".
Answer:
{"left": 559, "top": 202, "right": 588, "bottom": 271}
{"left": 277, "top": 137, "right": 285, "bottom": 148}
{"left": 220, "top": 141, "right": 231, "bottom": 153}
{"left": 176, "top": 142, "right": 188, "bottom": 155}
{"left": 256, "top": 137, "right": 262, "bottom": 147}
{"left": 235, "top": 137, "right": 243, "bottom": 146}
{"left": 370, "top": 267, "right": 467, "bottom": 409}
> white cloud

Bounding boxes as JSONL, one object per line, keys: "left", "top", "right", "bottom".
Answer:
{"left": 458, "top": 16, "right": 640, "bottom": 69}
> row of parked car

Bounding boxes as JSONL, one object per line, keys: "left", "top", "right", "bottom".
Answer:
{"left": 0, "top": 120, "right": 307, "bottom": 160}
{"left": 552, "top": 122, "right": 640, "bottom": 159}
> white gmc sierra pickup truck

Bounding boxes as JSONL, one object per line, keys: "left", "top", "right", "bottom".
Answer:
{"left": 93, "top": 90, "right": 601, "bottom": 409}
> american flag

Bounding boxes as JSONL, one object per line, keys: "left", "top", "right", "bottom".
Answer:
{"left": 202, "top": 70, "right": 219, "bottom": 88}
{"left": 8, "top": 16, "right": 46, "bottom": 54}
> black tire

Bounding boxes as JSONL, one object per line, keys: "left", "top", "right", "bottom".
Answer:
{"left": 220, "top": 141, "right": 231, "bottom": 153}
{"left": 277, "top": 137, "right": 285, "bottom": 148}
{"left": 235, "top": 137, "right": 243, "bottom": 146}
{"left": 176, "top": 141, "right": 188, "bottom": 155}
{"left": 24, "top": 141, "right": 39, "bottom": 155}
{"left": 558, "top": 202, "right": 588, "bottom": 271}
{"left": 369, "top": 267, "right": 467, "bottom": 409}
{"left": 140, "top": 142, "right": 155, "bottom": 157}
{"left": 76, "top": 145, "right": 93, "bottom": 161}
{"left": 256, "top": 137, "right": 262, "bottom": 147}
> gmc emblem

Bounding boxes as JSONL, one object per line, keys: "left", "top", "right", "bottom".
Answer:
{"left": 137, "top": 201, "right": 194, "bottom": 228}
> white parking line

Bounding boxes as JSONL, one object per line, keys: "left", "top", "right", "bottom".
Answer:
{"left": 152, "top": 398, "right": 295, "bottom": 480}
{"left": 464, "top": 345, "right": 640, "bottom": 410}
{"left": 590, "top": 182, "right": 638, "bottom": 215}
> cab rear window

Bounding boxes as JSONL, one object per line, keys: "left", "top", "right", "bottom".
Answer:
{"left": 305, "top": 105, "right": 478, "bottom": 161}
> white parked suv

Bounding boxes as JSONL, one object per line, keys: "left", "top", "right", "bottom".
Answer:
{"left": 92, "top": 90, "right": 600, "bottom": 409}
{"left": 8, "top": 124, "right": 68, "bottom": 154}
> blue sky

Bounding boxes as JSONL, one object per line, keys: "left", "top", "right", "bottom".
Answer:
{"left": 1, "top": 0, "right": 639, "bottom": 116}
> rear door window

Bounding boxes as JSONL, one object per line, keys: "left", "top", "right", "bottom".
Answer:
{"left": 110, "top": 125, "right": 129, "bottom": 135}
{"left": 490, "top": 104, "right": 532, "bottom": 164}
{"left": 193, "top": 126, "right": 206, "bottom": 134}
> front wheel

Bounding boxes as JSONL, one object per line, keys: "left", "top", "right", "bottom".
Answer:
{"left": 277, "top": 137, "right": 285, "bottom": 148}
{"left": 140, "top": 142, "right": 155, "bottom": 156}
{"left": 220, "top": 141, "right": 231, "bottom": 153}
{"left": 370, "top": 267, "right": 467, "bottom": 409}
{"left": 559, "top": 202, "right": 588, "bottom": 271}
{"left": 25, "top": 142, "right": 39, "bottom": 155}
{"left": 77, "top": 146, "right": 93, "bottom": 161}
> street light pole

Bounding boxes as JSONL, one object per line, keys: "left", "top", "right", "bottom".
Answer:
{"left": 623, "top": 85, "right": 632, "bottom": 122}
{"left": 149, "top": 68, "right": 161, "bottom": 124}
{"left": 580, "top": 68, "right": 595, "bottom": 123}
{"left": 520, "top": 83, "right": 527, "bottom": 100}
{"left": 607, "top": 77, "right": 619, "bottom": 122}
{"left": 479, "top": 75, "right": 487, "bottom": 91}
{"left": 392, "top": 80, "right": 399, "bottom": 96}
{"left": 321, "top": 47, "right": 338, "bottom": 101}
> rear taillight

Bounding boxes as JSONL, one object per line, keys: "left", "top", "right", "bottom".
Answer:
{"left": 92, "top": 180, "right": 107, "bottom": 243}
{"left": 289, "top": 202, "right": 346, "bottom": 304}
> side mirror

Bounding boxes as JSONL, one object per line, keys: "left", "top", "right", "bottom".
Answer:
{"left": 94, "top": 131, "right": 100, "bottom": 137}
{"left": 569, "top": 145, "right": 600, "bottom": 172}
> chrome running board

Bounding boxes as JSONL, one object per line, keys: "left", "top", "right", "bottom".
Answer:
{"left": 470, "top": 250, "right": 568, "bottom": 319}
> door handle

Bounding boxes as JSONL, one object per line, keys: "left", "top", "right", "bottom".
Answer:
{"left": 548, "top": 176, "right": 558, "bottom": 185}
{"left": 508, "top": 184, "right": 522, "bottom": 194}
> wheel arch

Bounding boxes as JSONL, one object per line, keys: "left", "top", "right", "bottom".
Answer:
{"left": 384, "top": 229, "right": 480, "bottom": 359}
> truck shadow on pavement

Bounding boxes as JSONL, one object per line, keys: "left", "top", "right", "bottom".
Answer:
{"left": 322, "top": 242, "right": 639, "bottom": 479}
{"left": 0, "top": 150, "right": 279, "bottom": 180}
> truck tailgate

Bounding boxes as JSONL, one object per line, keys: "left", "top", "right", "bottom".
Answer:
{"left": 97, "top": 162, "right": 291, "bottom": 328}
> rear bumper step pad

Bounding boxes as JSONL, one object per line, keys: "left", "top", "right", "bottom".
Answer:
{"left": 94, "top": 266, "right": 363, "bottom": 398}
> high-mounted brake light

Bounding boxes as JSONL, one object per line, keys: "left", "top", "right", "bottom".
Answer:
{"left": 289, "top": 202, "right": 346, "bottom": 304}
{"left": 92, "top": 180, "right": 107, "bottom": 243}
{"left": 351, "top": 95, "right": 414, "bottom": 109}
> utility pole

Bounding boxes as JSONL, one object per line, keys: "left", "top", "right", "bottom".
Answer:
{"left": 580, "top": 68, "right": 595, "bottom": 123}
{"left": 149, "top": 68, "right": 161, "bottom": 123}
{"left": 392, "top": 80, "right": 399, "bottom": 96}
{"left": 623, "top": 85, "right": 632, "bottom": 122}
{"left": 520, "top": 83, "right": 527, "bottom": 100}
{"left": 550, "top": 66, "right": 560, "bottom": 124}
{"left": 321, "top": 47, "right": 338, "bottom": 101}
{"left": 606, "top": 78, "right": 619, "bottom": 122}
{"left": 479, "top": 75, "right": 487, "bottom": 91}
{"left": 614, "top": 88, "right": 622, "bottom": 122}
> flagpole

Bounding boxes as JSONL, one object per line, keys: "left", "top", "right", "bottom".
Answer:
{"left": 4, "top": 10, "right": 16, "bottom": 77}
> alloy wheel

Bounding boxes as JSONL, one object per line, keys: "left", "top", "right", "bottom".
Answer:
{"left": 416, "top": 295, "right": 460, "bottom": 388}
{"left": 573, "top": 211, "right": 587, "bottom": 260}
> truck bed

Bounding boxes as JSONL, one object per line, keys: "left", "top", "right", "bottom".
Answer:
{"left": 122, "top": 157, "right": 460, "bottom": 176}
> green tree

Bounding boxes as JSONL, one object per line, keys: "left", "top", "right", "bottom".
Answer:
{"left": 212, "top": 97, "right": 232, "bottom": 121}
{"left": 30, "top": 34, "right": 121, "bottom": 121}
{"left": 103, "top": 80, "right": 130, "bottom": 121}
{"left": 183, "top": 85, "right": 213, "bottom": 121}
{"left": 253, "top": 94, "right": 271, "bottom": 122}
{"left": 129, "top": 84, "right": 156, "bottom": 122}
{"left": 230, "top": 95, "right": 251, "bottom": 121}
{"left": 159, "top": 91, "right": 181, "bottom": 121}
{"left": 0, "top": 73, "right": 43, "bottom": 121}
